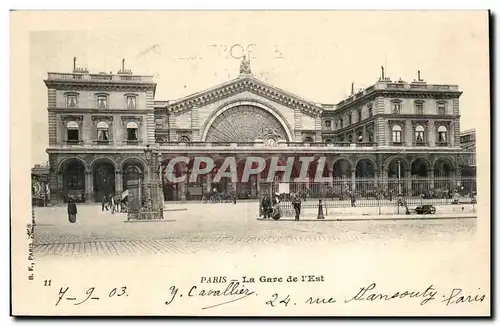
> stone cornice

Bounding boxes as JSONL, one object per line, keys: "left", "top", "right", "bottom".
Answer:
{"left": 91, "top": 115, "right": 114, "bottom": 122}
{"left": 48, "top": 108, "right": 154, "bottom": 114}
{"left": 121, "top": 116, "right": 143, "bottom": 126}
{"left": 61, "top": 114, "right": 83, "bottom": 122}
{"left": 334, "top": 89, "right": 462, "bottom": 115}
{"left": 44, "top": 79, "right": 156, "bottom": 93}
{"left": 167, "top": 76, "right": 323, "bottom": 117}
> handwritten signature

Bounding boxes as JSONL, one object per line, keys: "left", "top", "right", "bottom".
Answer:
{"left": 165, "top": 280, "right": 256, "bottom": 310}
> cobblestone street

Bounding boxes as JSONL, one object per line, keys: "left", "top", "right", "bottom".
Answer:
{"left": 33, "top": 202, "right": 477, "bottom": 258}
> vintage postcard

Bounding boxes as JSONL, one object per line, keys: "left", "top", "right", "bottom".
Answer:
{"left": 11, "top": 10, "right": 491, "bottom": 316}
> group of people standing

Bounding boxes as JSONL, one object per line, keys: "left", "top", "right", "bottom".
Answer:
{"left": 101, "top": 194, "right": 123, "bottom": 214}
{"left": 260, "top": 192, "right": 302, "bottom": 221}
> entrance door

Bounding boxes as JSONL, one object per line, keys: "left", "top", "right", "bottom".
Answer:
{"left": 93, "top": 162, "right": 115, "bottom": 202}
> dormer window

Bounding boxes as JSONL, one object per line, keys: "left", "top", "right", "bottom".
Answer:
{"left": 96, "top": 94, "right": 108, "bottom": 109}
{"left": 66, "top": 93, "right": 78, "bottom": 109}
{"left": 392, "top": 101, "right": 402, "bottom": 114}
{"left": 127, "top": 95, "right": 137, "bottom": 110}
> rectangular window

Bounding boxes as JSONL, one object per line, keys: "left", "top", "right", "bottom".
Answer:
{"left": 155, "top": 118, "right": 164, "bottom": 128}
{"left": 127, "top": 96, "right": 137, "bottom": 110}
{"left": 415, "top": 102, "right": 424, "bottom": 114}
{"left": 368, "top": 106, "right": 373, "bottom": 117}
{"left": 97, "top": 95, "right": 108, "bottom": 109}
{"left": 392, "top": 131, "right": 402, "bottom": 143}
{"left": 438, "top": 103, "right": 446, "bottom": 115}
{"left": 357, "top": 109, "right": 362, "bottom": 122}
{"left": 127, "top": 128, "right": 138, "bottom": 141}
{"left": 348, "top": 114, "right": 352, "bottom": 125}
{"left": 67, "top": 95, "right": 77, "bottom": 108}
{"left": 67, "top": 130, "right": 79, "bottom": 141}
{"left": 392, "top": 102, "right": 401, "bottom": 114}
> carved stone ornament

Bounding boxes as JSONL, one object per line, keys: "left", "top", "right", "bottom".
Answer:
{"left": 121, "top": 116, "right": 143, "bottom": 126}
{"left": 61, "top": 115, "right": 84, "bottom": 122}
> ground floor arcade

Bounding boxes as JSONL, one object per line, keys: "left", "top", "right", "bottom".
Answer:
{"left": 48, "top": 151, "right": 464, "bottom": 203}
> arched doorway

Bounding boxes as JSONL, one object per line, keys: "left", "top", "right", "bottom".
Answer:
{"left": 411, "top": 158, "right": 430, "bottom": 195}
{"left": 434, "top": 157, "right": 455, "bottom": 192}
{"left": 93, "top": 159, "right": 116, "bottom": 202}
{"left": 387, "top": 157, "right": 409, "bottom": 196}
{"left": 332, "top": 158, "right": 352, "bottom": 199}
{"left": 122, "top": 161, "right": 145, "bottom": 191}
{"left": 355, "top": 159, "right": 376, "bottom": 197}
{"left": 161, "top": 158, "right": 184, "bottom": 201}
{"left": 61, "top": 159, "right": 86, "bottom": 203}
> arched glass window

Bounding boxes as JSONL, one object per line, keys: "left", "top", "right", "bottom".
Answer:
{"left": 178, "top": 136, "right": 190, "bottom": 142}
{"left": 415, "top": 125, "right": 425, "bottom": 143}
{"left": 126, "top": 121, "right": 138, "bottom": 141}
{"left": 392, "top": 125, "right": 402, "bottom": 143}
{"left": 438, "top": 125, "right": 448, "bottom": 143}
{"left": 303, "top": 137, "right": 314, "bottom": 143}
{"left": 325, "top": 138, "right": 332, "bottom": 143}
{"left": 66, "top": 121, "right": 79, "bottom": 142}
{"left": 96, "top": 121, "right": 109, "bottom": 141}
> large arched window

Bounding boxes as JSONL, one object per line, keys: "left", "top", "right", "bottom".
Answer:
{"left": 303, "top": 136, "right": 314, "bottom": 143}
{"left": 66, "top": 121, "right": 79, "bottom": 143}
{"left": 126, "top": 121, "right": 138, "bottom": 142}
{"left": 178, "top": 136, "right": 190, "bottom": 142}
{"left": 415, "top": 125, "right": 425, "bottom": 143}
{"left": 438, "top": 125, "right": 448, "bottom": 143}
{"left": 96, "top": 121, "right": 109, "bottom": 142}
{"left": 392, "top": 125, "right": 403, "bottom": 143}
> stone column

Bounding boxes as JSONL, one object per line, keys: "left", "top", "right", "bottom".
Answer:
{"left": 206, "top": 173, "right": 212, "bottom": 192}
{"left": 256, "top": 174, "right": 261, "bottom": 196}
{"left": 85, "top": 170, "right": 93, "bottom": 202}
{"left": 351, "top": 170, "right": 356, "bottom": 191}
{"left": 115, "top": 170, "right": 123, "bottom": 194}
{"left": 405, "top": 168, "right": 411, "bottom": 196}
{"left": 57, "top": 172, "right": 64, "bottom": 202}
{"left": 429, "top": 168, "right": 435, "bottom": 190}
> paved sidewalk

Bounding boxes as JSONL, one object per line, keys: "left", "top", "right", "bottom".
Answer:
{"left": 32, "top": 202, "right": 477, "bottom": 258}
{"left": 258, "top": 212, "right": 477, "bottom": 222}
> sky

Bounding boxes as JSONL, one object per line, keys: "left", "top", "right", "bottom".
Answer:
{"left": 29, "top": 11, "right": 490, "bottom": 166}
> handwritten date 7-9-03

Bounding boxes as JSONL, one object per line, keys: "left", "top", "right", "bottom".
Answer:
{"left": 55, "top": 286, "right": 128, "bottom": 306}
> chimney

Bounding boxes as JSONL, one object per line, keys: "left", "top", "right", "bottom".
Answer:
{"left": 73, "top": 57, "right": 76, "bottom": 72}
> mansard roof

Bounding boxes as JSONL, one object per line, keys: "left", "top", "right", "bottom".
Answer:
{"left": 163, "top": 74, "right": 324, "bottom": 116}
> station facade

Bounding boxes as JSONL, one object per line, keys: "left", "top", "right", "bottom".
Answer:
{"left": 44, "top": 58, "right": 466, "bottom": 202}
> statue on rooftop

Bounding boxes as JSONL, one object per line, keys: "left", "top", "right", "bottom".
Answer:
{"left": 240, "top": 55, "right": 252, "bottom": 74}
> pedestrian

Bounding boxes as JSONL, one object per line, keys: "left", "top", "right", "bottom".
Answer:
{"left": 101, "top": 194, "right": 107, "bottom": 211}
{"left": 261, "top": 194, "right": 271, "bottom": 219}
{"left": 291, "top": 192, "right": 301, "bottom": 221}
{"left": 111, "top": 195, "right": 115, "bottom": 214}
{"left": 350, "top": 191, "right": 356, "bottom": 207}
{"left": 67, "top": 198, "right": 77, "bottom": 223}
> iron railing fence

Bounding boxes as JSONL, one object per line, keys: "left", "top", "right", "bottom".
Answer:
{"left": 259, "top": 176, "right": 477, "bottom": 210}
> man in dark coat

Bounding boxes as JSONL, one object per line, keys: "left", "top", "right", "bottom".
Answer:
{"left": 67, "top": 198, "right": 77, "bottom": 223}
{"left": 261, "top": 194, "right": 271, "bottom": 219}
{"left": 291, "top": 192, "right": 302, "bottom": 221}
{"left": 101, "top": 194, "right": 107, "bottom": 211}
